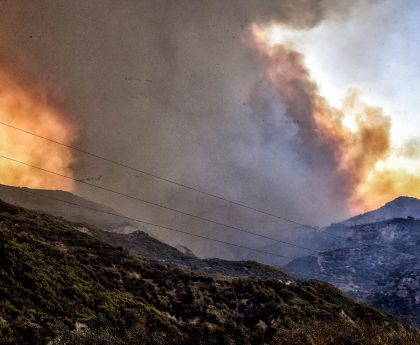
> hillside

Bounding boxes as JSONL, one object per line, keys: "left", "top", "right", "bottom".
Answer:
{"left": 0, "top": 199, "right": 418, "bottom": 344}
{"left": 343, "top": 196, "right": 420, "bottom": 226}
{"left": 0, "top": 184, "right": 139, "bottom": 232}
{"left": 0, "top": 184, "right": 294, "bottom": 280}
{"left": 87, "top": 227, "right": 293, "bottom": 280}
{"left": 286, "top": 217, "right": 420, "bottom": 325}
{"left": 251, "top": 196, "right": 420, "bottom": 269}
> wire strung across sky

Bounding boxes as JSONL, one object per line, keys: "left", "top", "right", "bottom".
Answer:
{"left": 2, "top": 187, "right": 418, "bottom": 327}
{"left": 0, "top": 154, "right": 318, "bottom": 253}
{"left": 1, "top": 184, "right": 291, "bottom": 259}
{"left": 1, "top": 154, "right": 407, "bottom": 260}
{"left": 0, "top": 120, "right": 342, "bottom": 239}
{"left": 0, "top": 177, "right": 411, "bottom": 263}
{"left": 0, "top": 121, "right": 408, "bottom": 259}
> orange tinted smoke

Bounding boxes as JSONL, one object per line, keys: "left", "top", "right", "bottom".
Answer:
{"left": 0, "top": 71, "right": 76, "bottom": 190}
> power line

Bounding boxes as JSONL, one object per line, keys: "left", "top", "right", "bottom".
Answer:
{"left": 0, "top": 156, "right": 410, "bottom": 261}
{"left": 1, "top": 184, "right": 291, "bottom": 259}
{"left": 0, "top": 151, "right": 407, "bottom": 261}
{"left": 1, "top": 121, "right": 397, "bottom": 254}
{"left": 0, "top": 120, "right": 340, "bottom": 238}
{"left": 12, "top": 154, "right": 403, "bottom": 258}
{"left": 0, "top": 155, "right": 318, "bottom": 253}
{"left": 3, "top": 184, "right": 411, "bottom": 263}
{"left": 2, "top": 187, "right": 417, "bottom": 322}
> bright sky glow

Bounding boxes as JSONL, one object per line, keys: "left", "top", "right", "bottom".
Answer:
{"left": 260, "top": 0, "right": 420, "bottom": 175}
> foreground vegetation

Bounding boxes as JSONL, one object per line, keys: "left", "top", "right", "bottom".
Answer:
{"left": 47, "top": 319, "right": 420, "bottom": 345}
{"left": 272, "top": 320, "right": 420, "bottom": 345}
{"left": 0, "top": 199, "right": 418, "bottom": 344}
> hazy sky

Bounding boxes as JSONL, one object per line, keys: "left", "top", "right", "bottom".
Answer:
{"left": 273, "top": 0, "right": 420, "bottom": 148}
{"left": 1, "top": 1, "right": 420, "bottom": 260}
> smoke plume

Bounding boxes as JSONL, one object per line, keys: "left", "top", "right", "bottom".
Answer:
{"left": 250, "top": 26, "right": 391, "bottom": 212}
{"left": 250, "top": 24, "right": 420, "bottom": 213}
{"left": 1, "top": 0, "right": 408, "bottom": 259}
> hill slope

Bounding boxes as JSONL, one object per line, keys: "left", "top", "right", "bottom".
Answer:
{"left": 0, "top": 185, "right": 294, "bottom": 280}
{"left": 252, "top": 196, "right": 420, "bottom": 269}
{"left": 0, "top": 199, "right": 416, "bottom": 344}
{"left": 0, "top": 184, "right": 139, "bottom": 232}
{"left": 286, "top": 217, "right": 420, "bottom": 324}
{"left": 87, "top": 227, "right": 293, "bottom": 280}
{"left": 343, "top": 196, "right": 420, "bottom": 226}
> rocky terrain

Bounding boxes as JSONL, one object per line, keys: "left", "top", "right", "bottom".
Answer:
{"left": 286, "top": 198, "right": 420, "bottom": 325}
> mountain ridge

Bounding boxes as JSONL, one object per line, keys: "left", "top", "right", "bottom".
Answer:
{"left": 342, "top": 196, "right": 420, "bottom": 227}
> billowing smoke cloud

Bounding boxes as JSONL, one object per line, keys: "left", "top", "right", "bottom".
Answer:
{"left": 250, "top": 23, "right": 420, "bottom": 213}
{"left": 0, "top": 0, "right": 383, "bottom": 259}
{"left": 250, "top": 27, "right": 392, "bottom": 212}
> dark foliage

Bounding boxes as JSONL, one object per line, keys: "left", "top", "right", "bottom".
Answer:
{"left": 0, "top": 200, "right": 418, "bottom": 344}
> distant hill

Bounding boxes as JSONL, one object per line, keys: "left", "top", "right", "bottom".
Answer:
{"left": 343, "top": 196, "right": 420, "bottom": 226}
{"left": 286, "top": 214, "right": 420, "bottom": 325}
{"left": 251, "top": 197, "right": 420, "bottom": 268}
{"left": 0, "top": 184, "right": 140, "bottom": 232}
{"left": 75, "top": 221, "right": 294, "bottom": 281}
{"left": 0, "top": 185, "right": 294, "bottom": 280}
{"left": 1, "top": 199, "right": 417, "bottom": 344}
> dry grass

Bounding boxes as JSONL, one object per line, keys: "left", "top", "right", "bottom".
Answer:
{"left": 271, "top": 320, "right": 420, "bottom": 345}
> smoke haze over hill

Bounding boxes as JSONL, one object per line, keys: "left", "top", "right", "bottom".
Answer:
{"left": 0, "top": 1, "right": 411, "bottom": 259}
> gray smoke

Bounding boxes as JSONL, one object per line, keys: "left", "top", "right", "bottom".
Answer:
{"left": 0, "top": 0, "right": 368, "bottom": 261}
